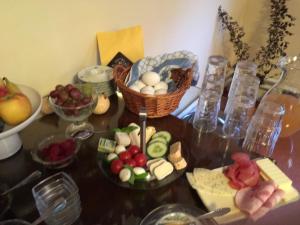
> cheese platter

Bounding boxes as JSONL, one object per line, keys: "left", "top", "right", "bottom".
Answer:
{"left": 186, "top": 155, "right": 300, "bottom": 224}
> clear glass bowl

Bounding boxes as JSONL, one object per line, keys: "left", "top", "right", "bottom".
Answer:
{"left": 140, "top": 204, "right": 217, "bottom": 225}
{"left": 32, "top": 172, "right": 81, "bottom": 225}
{"left": 48, "top": 83, "right": 98, "bottom": 138}
{"left": 0, "top": 219, "right": 30, "bottom": 225}
{"left": 31, "top": 133, "right": 80, "bottom": 169}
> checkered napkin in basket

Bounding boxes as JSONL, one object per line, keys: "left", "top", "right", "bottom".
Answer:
{"left": 126, "top": 51, "right": 199, "bottom": 91}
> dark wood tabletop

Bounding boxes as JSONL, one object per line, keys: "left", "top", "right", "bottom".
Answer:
{"left": 0, "top": 94, "right": 299, "bottom": 225}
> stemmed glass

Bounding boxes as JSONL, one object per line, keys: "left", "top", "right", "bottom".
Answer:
{"left": 49, "top": 83, "right": 98, "bottom": 138}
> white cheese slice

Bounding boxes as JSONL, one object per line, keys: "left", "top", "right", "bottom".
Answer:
{"left": 256, "top": 158, "right": 293, "bottom": 192}
{"left": 153, "top": 161, "right": 174, "bottom": 180}
{"left": 149, "top": 159, "right": 165, "bottom": 174}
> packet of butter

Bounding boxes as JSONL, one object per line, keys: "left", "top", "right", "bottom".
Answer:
{"left": 98, "top": 138, "right": 116, "bottom": 153}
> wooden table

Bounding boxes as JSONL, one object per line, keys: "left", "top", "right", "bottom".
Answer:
{"left": 0, "top": 94, "right": 299, "bottom": 225}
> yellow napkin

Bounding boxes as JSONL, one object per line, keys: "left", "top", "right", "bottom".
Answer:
{"left": 97, "top": 25, "right": 144, "bottom": 65}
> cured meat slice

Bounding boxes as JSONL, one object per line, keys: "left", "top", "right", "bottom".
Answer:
{"left": 235, "top": 187, "right": 264, "bottom": 215}
{"left": 263, "top": 189, "right": 285, "bottom": 208}
{"left": 250, "top": 189, "right": 285, "bottom": 221}
{"left": 254, "top": 181, "right": 276, "bottom": 203}
{"left": 231, "top": 152, "right": 251, "bottom": 166}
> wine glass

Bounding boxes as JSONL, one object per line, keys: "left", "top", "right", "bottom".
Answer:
{"left": 49, "top": 83, "right": 98, "bottom": 139}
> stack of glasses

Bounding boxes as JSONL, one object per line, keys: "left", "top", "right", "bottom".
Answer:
{"left": 222, "top": 61, "right": 260, "bottom": 139}
{"left": 32, "top": 172, "right": 81, "bottom": 225}
{"left": 193, "top": 56, "right": 227, "bottom": 133}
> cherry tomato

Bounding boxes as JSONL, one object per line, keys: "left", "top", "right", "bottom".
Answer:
{"left": 128, "top": 145, "right": 141, "bottom": 156}
{"left": 134, "top": 153, "right": 147, "bottom": 167}
{"left": 119, "top": 151, "right": 132, "bottom": 162}
{"left": 124, "top": 159, "right": 137, "bottom": 167}
{"left": 110, "top": 159, "right": 124, "bottom": 174}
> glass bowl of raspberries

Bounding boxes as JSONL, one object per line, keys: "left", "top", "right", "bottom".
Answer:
{"left": 31, "top": 133, "right": 80, "bottom": 169}
{"left": 48, "top": 83, "right": 98, "bottom": 138}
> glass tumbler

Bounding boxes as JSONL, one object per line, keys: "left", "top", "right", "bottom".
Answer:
{"left": 242, "top": 101, "right": 285, "bottom": 157}
{"left": 201, "top": 55, "right": 227, "bottom": 96}
{"left": 193, "top": 89, "right": 220, "bottom": 133}
{"left": 32, "top": 172, "right": 81, "bottom": 225}
{"left": 225, "top": 61, "right": 257, "bottom": 114}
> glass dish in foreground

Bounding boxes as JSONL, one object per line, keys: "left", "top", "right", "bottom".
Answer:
{"left": 140, "top": 203, "right": 217, "bottom": 225}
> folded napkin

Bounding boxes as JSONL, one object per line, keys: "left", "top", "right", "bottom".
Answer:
{"left": 126, "top": 50, "right": 199, "bottom": 91}
{"left": 97, "top": 25, "right": 144, "bottom": 65}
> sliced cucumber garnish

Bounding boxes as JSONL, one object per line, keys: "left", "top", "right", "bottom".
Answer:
{"left": 147, "top": 142, "right": 168, "bottom": 158}
{"left": 152, "top": 131, "right": 172, "bottom": 143}
{"left": 149, "top": 137, "right": 168, "bottom": 145}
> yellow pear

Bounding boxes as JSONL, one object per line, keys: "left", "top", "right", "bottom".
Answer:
{"left": 93, "top": 94, "right": 110, "bottom": 115}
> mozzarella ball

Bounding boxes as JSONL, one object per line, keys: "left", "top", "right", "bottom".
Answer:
{"left": 141, "top": 71, "right": 160, "bottom": 86}
{"left": 155, "top": 89, "right": 168, "bottom": 95}
{"left": 115, "top": 145, "right": 126, "bottom": 154}
{"left": 154, "top": 81, "right": 168, "bottom": 91}
{"left": 134, "top": 80, "right": 146, "bottom": 89}
{"left": 107, "top": 153, "right": 118, "bottom": 162}
{"left": 129, "top": 84, "right": 140, "bottom": 93}
{"left": 141, "top": 86, "right": 155, "bottom": 95}
{"left": 119, "top": 168, "right": 131, "bottom": 182}
{"left": 133, "top": 167, "right": 146, "bottom": 175}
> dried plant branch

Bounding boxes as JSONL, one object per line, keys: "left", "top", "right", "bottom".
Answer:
{"left": 218, "top": 0, "right": 295, "bottom": 82}
{"left": 218, "top": 6, "right": 250, "bottom": 61}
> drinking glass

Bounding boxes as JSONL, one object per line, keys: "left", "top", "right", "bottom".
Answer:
{"left": 221, "top": 74, "right": 260, "bottom": 139}
{"left": 32, "top": 172, "right": 81, "bottom": 225}
{"left": 201, "top": 55, "right": 227, "bottom": 96}
{"left": 192, "top": 89, "right": 220, "bottom": 133}
{"left": 225, "top": 61, "right": 257, "bottom": 115}
{"left": 242, "top": 101, "right": 285, "bottom": 157}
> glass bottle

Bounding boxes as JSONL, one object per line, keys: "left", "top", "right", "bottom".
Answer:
{"left": 261, "top": 55, "right": 300, "bottom": 137}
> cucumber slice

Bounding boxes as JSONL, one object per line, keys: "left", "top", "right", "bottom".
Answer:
{"left": 147, "top": 142, "right": 168, "bottom": 158}
{"left": 152, "top": 131, "right": 172, "bottom": 143}
{"left": 149, "top": 137, "right": 168, "bottom": 145}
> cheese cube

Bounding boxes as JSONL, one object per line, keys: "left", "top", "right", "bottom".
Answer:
{"left": 153, "top": 161, "right": 174, "bottom": 180}
{"left": 173, "top": 157, "right": 187, "bottom": 170}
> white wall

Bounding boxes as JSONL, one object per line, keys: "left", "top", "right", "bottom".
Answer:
{"left": 0, "top": 0, "right": 249, "bottom": 96}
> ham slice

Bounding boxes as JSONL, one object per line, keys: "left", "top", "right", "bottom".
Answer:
{"left": 235, "top": 187, "right": 264, "bottom": 215}
{"left": 235, "top": 180, "right": 285, "bottom": 220}
{"left": 250, "top": 189, "right": 285, "bottom": 221}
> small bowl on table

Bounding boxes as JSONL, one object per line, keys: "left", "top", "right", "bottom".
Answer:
{"left": 31, "top": 133, "right": 80, "bottom": 169}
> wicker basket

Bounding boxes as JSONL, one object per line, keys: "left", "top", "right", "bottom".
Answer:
{"left": 113, "top": 65, "right": 193, "bottom": 118}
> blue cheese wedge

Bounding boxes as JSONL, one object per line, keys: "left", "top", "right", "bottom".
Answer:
{"left": 191, "top": 168, "right": 236, "bottom": 196}
{"left": 256, "top": 158, "right": 293, "bottom": 191}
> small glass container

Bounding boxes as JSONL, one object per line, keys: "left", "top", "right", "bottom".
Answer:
{"left": 32, "top": 172, "right": 81, "bottom": 225}
{"left": 31, "top": 133, "right": 80, "bottom": 169}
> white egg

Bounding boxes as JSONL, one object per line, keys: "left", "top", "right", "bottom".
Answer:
{"left": 115, "top": 145, "right": 126, "bottom": 154}
{"left": 134, "top": 80, "right": 146, "bottom": 89}
{"left": 141, "top": 86, "right": 155, "bottom": 95}
{"left": 129, "top": 84, "right": 140, "bottom": 93}
{"left": 155, "top": 89, "right": 168, "bottom": 95}
{"left": 154, "top": 81, "right": 168, "bottom": 91}
{"left": 141, "top": 71, "right": 160, "bottom": 86}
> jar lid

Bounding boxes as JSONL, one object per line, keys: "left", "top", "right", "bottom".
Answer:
{"left": 77, "top": 65, "right": 113, "bottom": 83}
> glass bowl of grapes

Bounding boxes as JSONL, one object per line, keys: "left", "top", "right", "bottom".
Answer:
{"left": 31, "top": 133, "right": 80, "bottom": 169}
{"left": 49, "top": 83, "right": 98, "bottom": 138}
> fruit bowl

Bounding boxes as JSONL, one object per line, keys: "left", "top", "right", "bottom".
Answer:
{"left": 31, "top": 133, "right": 80, "bottom": 169}
{"left": 48, "top": 83, "right": 98, "bottom": 138}
{"left": 0, "top": 85, "right": 42, "bottom": 160}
